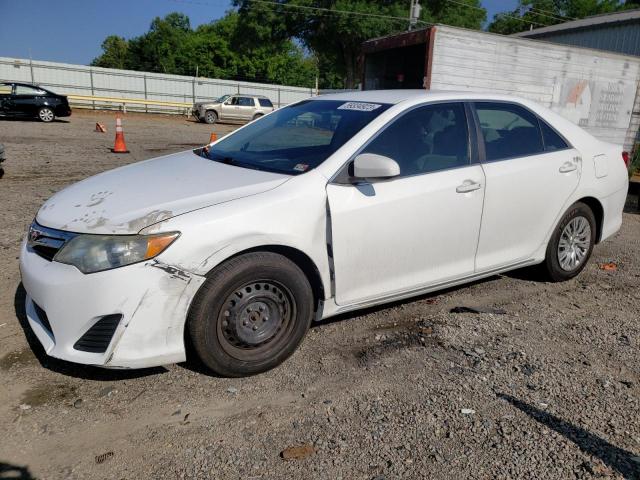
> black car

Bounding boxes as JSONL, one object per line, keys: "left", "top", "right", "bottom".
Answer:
{"left": 0, "top": 82, "right": 71, "bottom": 122}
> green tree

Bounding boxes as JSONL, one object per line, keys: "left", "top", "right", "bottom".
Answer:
{"left": 91, "top": 35, "right": 130, "bottom": 69}
{"left": 234, "top": 0, "right": 486, "bottom": 88}
{"left": 91, "top": 1, "right": 488, "bottom": 89}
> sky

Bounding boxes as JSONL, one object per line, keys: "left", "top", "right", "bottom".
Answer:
{"left": 0, "top": 0, "right": 519, "bottom": 65}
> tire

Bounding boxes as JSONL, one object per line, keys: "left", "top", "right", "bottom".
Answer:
{"left": 543, "top": 202, "right": 596, "bottom": 282}
{"left": 252, "top": 113, "right": 264, "bottom": 121}
{"left": 204, "top": 110, "right": 218, "bottom": 124}
{"left": 188, "top": 252, "right": 314, "bottom": 377}
{"left": 38, "top": 107, "right": 55, "bottom": 123}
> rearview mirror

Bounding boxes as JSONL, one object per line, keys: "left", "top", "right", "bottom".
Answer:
{"left": 353, "top": 153, "right": 400, "bottom": 180}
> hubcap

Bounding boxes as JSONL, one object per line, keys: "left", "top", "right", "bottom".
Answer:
{"left": 206, "top": 112, "right": 215, "bottom": 122}
{"left": 40, "top": 109, "right": 53, "bottom": 121}
{"left": 558, "top": 216, "right": 591, "bottom": 271}
{"left": 218, "top": 281, "right": 293, "bottom": 354}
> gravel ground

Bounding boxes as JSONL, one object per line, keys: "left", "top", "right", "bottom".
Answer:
{"left": 0, "top": 110, "right": 639, "bottom": 480}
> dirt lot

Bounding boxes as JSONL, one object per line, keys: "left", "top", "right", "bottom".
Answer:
{"left": 0, "top": 110, "right": 639, "bottom": 480}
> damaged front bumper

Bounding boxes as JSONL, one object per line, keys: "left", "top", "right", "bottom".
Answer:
{"left": 19, "top": 241, "right": 206, "bottom": 369}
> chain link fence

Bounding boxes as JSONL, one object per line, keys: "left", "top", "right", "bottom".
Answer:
{"left": 0, "top": 56, "right": 325, "bottom": 114}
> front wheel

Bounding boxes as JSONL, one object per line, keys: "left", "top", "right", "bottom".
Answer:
{"left": 38, "top": 107, "right": 55, "bottom": 122}
{"left": 543, "top": 202, "right": 596, "bottom": 282}
{"left": 204, "top": 110, "right": 218, "bottom": 124}
{"left": 188, "top": 252, "right": 314, "bottom": 377}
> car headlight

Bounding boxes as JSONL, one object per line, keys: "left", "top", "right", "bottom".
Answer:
{"left": 54, "top": 232, "right": 180, "bottom": 274}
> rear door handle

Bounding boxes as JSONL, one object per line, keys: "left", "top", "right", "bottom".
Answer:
{"left": 456, "top": 180, "right": 482, "bottom": 193}
{"left": 559, "top": 162, "right": 577, "bottom": 173}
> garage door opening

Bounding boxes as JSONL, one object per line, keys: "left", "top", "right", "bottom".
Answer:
{"left": 361, "top": 28, "right": 433, "bottom": 91}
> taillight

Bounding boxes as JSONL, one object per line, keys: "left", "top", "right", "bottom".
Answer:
{"left": 622, "top": 151, "right": 630, "bottom": 168}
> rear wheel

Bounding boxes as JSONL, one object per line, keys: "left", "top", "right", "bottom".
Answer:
{"left": 38, "top": 107, "right": 55, "bottom": 122}
{"left": 543, "top": 202, "right": 596, "bottom": 282}
{"left": 204, "top": 110, "right": 218, "bottom": 124}
{"left": 188, "top": 252, "right": 313, "bottom": 377}
{"left": 252, "top": 113, "right": 264, "bottom": 121}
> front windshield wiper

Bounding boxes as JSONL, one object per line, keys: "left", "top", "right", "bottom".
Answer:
{"left": 195, "top": 147, "right": 295, "bottom": 175}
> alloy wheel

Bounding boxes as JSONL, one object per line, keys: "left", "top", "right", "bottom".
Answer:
{"left": 557, "top": 216, "right": 591, "bottom": 271}
{"left": 39, "top": 108, "right": 54, "bottom": 122}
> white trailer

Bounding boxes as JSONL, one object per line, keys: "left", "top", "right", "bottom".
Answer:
{"left": 362, "top": 25, "right": 640, "bottom": 151}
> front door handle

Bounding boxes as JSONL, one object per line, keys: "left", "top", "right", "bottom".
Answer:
{"left": 456, "top": 180, "right": 482, "bottom": 193}
{"left": 559, "top": 162, "right": 577, "bottom": 173}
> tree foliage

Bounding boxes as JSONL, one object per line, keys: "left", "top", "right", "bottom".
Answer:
{"left": 488, "top": 0, "right": 640, "bottom": 35}
{"left": 233, "top": 0, "right": 486, "bottom": 88}
{"left": 91, "top": 2, "right": 487, "bottom": 89}
{"left": 92, "top": 11, "right": 316, "bottom": 86}
{"left": 92, "top": 0, "right": 486, "bottom": 88}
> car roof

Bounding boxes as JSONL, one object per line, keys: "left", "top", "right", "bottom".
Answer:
{"left": 313, "top": 89, "right": 532, "bottom": 105}
{"left": 11, "top": 82, "right": 38, "bottom": 87}
{"left": 6, "top": 82, "right": 48, "bottom": 90}
{"left": 229, "top": 94, "right": 269, "bottom": 99}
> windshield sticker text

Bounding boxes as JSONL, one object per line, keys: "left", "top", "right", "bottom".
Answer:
{"left": 338, "top": 102, "right": 382, "bottom": 112}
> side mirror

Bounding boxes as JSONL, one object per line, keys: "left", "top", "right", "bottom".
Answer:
{"left": 353, "top": 153, "right": 400, "bottom": 180}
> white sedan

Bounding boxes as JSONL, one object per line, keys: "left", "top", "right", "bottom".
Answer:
{"left": 20, "top": 91, "right": 628, "bottom": 376}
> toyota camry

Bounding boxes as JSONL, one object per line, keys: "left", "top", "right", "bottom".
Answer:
{"left": 19, "top": 90, "right": 628, "bottom": 376}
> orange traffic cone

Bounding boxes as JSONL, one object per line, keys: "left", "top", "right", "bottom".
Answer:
{"left": 209, "top": 132, "right": 217, "bottom": 143}
{"left": 95, "top": 122, "right": 106, "bottom": 133}
{"left": 111, "top": 115, "right": 129, "bottom": 153}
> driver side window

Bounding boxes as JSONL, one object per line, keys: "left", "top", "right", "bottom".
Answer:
{"left": 361, "top": 103, "right": 470, "bottom": 177}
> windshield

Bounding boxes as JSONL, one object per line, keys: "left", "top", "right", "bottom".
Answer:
{"left": 217, "top": 94, "right": 230, "bottom": 103}
{"left": 195, "top": 99, "right": 391, "bottom": 175}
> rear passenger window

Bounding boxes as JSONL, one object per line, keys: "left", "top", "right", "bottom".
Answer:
{"left": 540, "top": 120, "right": 569, "bottom": 151}
{"left": 238, "top": 97, "right": 254, "bottom": 107}
{"left": 475, "top": 102, "right": 544, "bottom": 161}
{"left": 259, "top": 98, "right": 273, "bottom": 108}
{"left": 361, "top": 103, "right": 470, "bottom": 177}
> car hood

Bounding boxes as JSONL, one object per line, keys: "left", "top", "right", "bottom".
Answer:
{"left": 36, "top": 151, "right": 290, "bottom": 235}
{"left": 195, "top": 101, "right": 221, "bottom": 108}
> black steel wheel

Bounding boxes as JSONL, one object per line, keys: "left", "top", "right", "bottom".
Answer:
{"left": 188, "top": 252, "right": 314, "bottom": 376}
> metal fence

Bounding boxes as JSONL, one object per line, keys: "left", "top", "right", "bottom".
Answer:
{"left": 0, "top": 56, "right": 322, "bottom": 114}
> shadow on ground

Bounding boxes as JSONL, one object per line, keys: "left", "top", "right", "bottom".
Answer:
{"left": 0, "top": 462, "right": 35, "bottom": 480}
{"left": 311, "top": 269, "right": 548, "bottom": 330}
{"left": 13, "top": 283, "right": 167, "bottom": 381}
{"left": 499, "top": 393, "right": 640, "bottom": 480}
{"left": 0, "top": 117, "right": 70, "bottom": 124}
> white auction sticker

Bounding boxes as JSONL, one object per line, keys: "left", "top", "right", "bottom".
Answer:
{"left": 337, "top": 102, "right": 382, "bottom": 112}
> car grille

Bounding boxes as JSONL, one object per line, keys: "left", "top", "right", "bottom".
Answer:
{"left": 73, "top": 314, "right": 122, "bottom": 353}
{"left": 33, "top": 301, "right": 54, "bottom": 337}
{"left": 27, "top": 221, "right": 77, "bottom": 261}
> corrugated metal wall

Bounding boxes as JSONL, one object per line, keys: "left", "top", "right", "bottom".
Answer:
{"left": 430, "top": 26, "right": 640, "bottom": 150}
{"left": 521, "top": 23, "right": 640, "bottom": 57}
{"left": 0, "top": 57, "right": 318, "bottom": 113}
